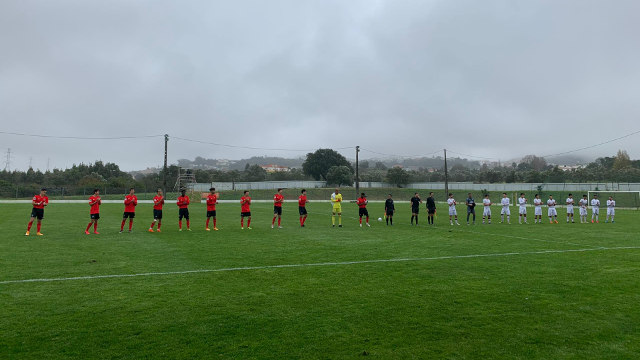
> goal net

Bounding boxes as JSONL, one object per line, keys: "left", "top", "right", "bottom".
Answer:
{"left": 588, "top": 191, "right": 640, "bottom": 209}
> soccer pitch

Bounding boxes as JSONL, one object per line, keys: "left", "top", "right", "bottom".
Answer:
{"left": 1, "top": 202, "right": 639, "bottom": 359}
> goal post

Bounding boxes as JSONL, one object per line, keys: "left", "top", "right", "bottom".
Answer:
{"left": 588, "top": 191, "right": 640, "bottom": 210}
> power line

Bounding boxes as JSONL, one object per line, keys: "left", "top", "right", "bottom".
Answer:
{"left": 0, "top": 131, "right": 164, "bottom": 140}
{"left": 172, "top": 136, "right": 352, "bottom": 152}
{"left": 541, "top": 129, "right": 640, "bottom": 158}
{"left": 446, "top": 150, "right": 500, "bottom": 161}
{"left": 359, "top": 148, "right": 442, "bottom": 159}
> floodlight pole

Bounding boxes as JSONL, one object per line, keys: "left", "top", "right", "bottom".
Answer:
{"left": 163, "top": 134, "right": 168, "bottom": 196}
{"left": 355, "top": 146, "right": 360, "bottom": 199}
{"left": 444, "top": 148, "right": 449, "bottom": 198}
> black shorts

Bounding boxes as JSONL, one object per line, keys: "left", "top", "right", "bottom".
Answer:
{"left": 123, "top": 212, "right": 135, "bottom": 219}
{"left": 386, "top": 210, "right": 394, "bottom": 216}
{"left": 153, "top": 209, "right": 163, "bottom": 220}
{"left": 241, "top": 211, "right": 251, "bottom": 217}
{"left": 299, "top": 206, "right": 307, "bottom": 215}
{"left": 274, "top": 206, "right": 282, "bottom": 215}
{"left": 31, "top": 208, "right": 44, "bottom": 220}
{"left": 359, "top": 208, "right": 369, "bottom": 217}
{"left": 412, "top": 207, "right": 420, "bottom": 214}
{"left": 178, "top": 208, "right": 189, "bottom": 220}
{"left": 427, "top": 207, "right": 436, "bottom": 215}
{"left": 467, "top": 207, "right": 476, "bottom": 214}
{"left": 90, "top": 213, "right": 100, "bottom": 220}
{"left": 207, "top": 210, "right": 216, "bottom": 218}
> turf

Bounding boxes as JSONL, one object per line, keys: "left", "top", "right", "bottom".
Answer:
{"left": 1, "top": 202, "right": 639, "bottom": 359}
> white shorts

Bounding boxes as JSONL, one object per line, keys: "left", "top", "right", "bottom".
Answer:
{"left": 535, "top": 207, "right": 542, "bottom": 216}
{"left": 566, "top": 205, "right": 574, "bottom": 214}
{"left": 449, "top": 207, "right": 457, "bottom": 216}
{"left": 548, "top": 208, "right": 557, "bottom": 217}
{"left": 592, "top": 207, "right": 599, "bottom": 215}
{"left": 483, "top": 207, "right": 491, "bottom": 216}
{"left": 607, "top": 208, "right": 615, "bottom": 216}
{"left": 519, "top": 206, "right": 527, "bottom": 215}
{"left": 501, "top": 207, "right": 510, "bottom": 215}
{"left": 579, "top": 207, "right": 587, "bottom": 216}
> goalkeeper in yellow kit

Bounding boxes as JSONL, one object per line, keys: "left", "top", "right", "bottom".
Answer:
{"left": 331, "top": 188, "right": 343, "bottom": 227}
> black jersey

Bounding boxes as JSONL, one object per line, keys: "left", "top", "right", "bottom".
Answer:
{"left": 426, "top": 197, "right": 436, "bottom": 209}
{"left": 385, "top": 199, "right": 395, "bottom": 211}
{"left": 410, "top": 196, "right": 421, "bottom": 208}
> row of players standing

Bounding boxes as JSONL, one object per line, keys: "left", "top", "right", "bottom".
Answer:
{"left": 446, "top": 192, "right": 616, "bottom": 226}
{"left": 23, "top": 188, "right": 617, "bottom": 236}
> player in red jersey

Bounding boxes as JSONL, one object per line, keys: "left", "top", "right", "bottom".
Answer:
{"left": 85, "top": 188, "right": 102, "bottom": 234}
{"left": 149, "top": 188, "right": 164, "bottom": 232}
{"left": 240, "top": 190, "right": 252, "bottom": 229}
{"left": 356, "top": 192, "right": 370, "bottom": 227}
{"left": 120, "top": 187, "right": 138, "bottom": 233}
{"left": 206, "top": 187, "right": 219, "bottom": 231}
{"left": 177, "top": 188, "right": 191, "bottom": 231}
{"left": 272, "top": 188, "right": 284, "bottom": 229}
{"left": 26, "top": 187, "right": 49, "bottom": 236}
{"left": 298, "top": 189, "right": 309, "bottom": 227}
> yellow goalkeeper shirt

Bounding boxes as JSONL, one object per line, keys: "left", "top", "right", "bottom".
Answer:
{"left": 331, "top": 193, "right": 343, "bottom": 210}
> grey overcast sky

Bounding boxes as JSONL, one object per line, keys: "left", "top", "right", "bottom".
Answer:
{"left": 1, "top": 0, "right": 640, "bottom": 171}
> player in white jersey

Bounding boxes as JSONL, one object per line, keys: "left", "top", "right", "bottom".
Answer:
{"left": 517, "top": 193, "right": 528, "bottom": 224}
{"left": 590, "top": 194, "right": 600, "bottom": 223}
{"left": 547, "top": 195, "right": 558, "bottom": 223}
{"left": 447, "top": 193, "right": 460, "bottom": 226}
{"left": 533, "top": 194, "right": 543, "bottom": 223}
{"left": 605, "top": 196, "right": 615, "bottom": 223}
{"left": 500, "top": 193, "right": 511, "bottom": 224}
{"left": 565, "top": 193, "right": 575, "bottom": 223}
{"left": 578, "top": 194, "right": 589, "bottom": 223}
{"left": 482, "top": 194, "right": 492, "bottom": 224}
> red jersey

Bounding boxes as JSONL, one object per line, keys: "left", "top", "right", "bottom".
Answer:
{"left": 241, "top": 196, "right": 251, "bottom": 212}
{"left": 124, "top": 194, "right": 138, "bottom": 212}
{"left": 206, "top": 194, "right": 218, "bottom": 211}
{"left": 356, "top": 197, "right": 368, "bottom": 209}
{"left": 298, "top": 195, "right": 307, "bottom": 207}
{"left": 177, "top": 196, "right": 190, "bottom": 209}
{"left": 32, "top": 195, "right": 49, "bottom": 209}
{"left": 89, "top": 195, "right": 101, "bottom": 214}
{"left": 273, "top": 193, "right": 284, "bottom": 207}
{"left": 153, "top": 195, "right": 164, "bottom": 210}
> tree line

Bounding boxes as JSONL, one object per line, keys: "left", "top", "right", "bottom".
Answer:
{"left": 1, "top": 150, "right": 639, "bottom": 197}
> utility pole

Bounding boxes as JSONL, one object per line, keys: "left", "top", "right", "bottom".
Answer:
{"left": 29, "top": 157, "right": 33, "bottom": 169}
{"left": 355, "top": 145, "right": 360, "bottom": 198}
{"left": 443, "top": 149, "right": 449, "bottom": 198}
{"left": 4, "top": 148, "right": 11, "bottom": 171}
{"left": 163, "top": 134, "right": 168, "bottom": 196}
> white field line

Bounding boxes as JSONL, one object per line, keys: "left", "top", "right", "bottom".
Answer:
{"left": 456, "top": 228, "right": 600, "bottom": 248}
{"left": 1, "top": 246, "right": 639, "bottom": 285}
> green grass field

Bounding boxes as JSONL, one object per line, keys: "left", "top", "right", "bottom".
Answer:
{"left": 1, "top": 202, "right": 639, "bottom": 359}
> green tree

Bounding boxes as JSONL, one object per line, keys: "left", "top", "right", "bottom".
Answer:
{"left": 325, "top": 166, "right": 354, "bottom": 186}
{"left": 302, "top": 149, "right": 352, "bottom": 181}
{"left": 245, "top": 164, "right": 267, "bottom": 182}
{"left": 386, "top": 167, "right": 410, "bottom": 187}
{"left": 613, "top": 149, "right": 631, "bottom": 170}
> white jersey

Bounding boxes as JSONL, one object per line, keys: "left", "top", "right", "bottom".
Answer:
{"left": 447, "top": 198, "right": 457, "bottom": 216}
{"left": 566, "top": 198, "right": 574, "bottom": 214}
{"left": 607, "top": 200, "right": 615, "bottom": 216}
{"left": 482, "top": 198, "right": 491, "bottom": 216}
{"left": 547, "top": 199, "right": 557, "bottom": 217}
{"left": 578, "top": 199, "right": 588, "bottom": 216}
{"left": 533, "top": 198, "right": 543, "bottom": 216}
{"left": 500, "top": 197, "right": 510, "bottom": 215}
{"left": 518, "top": 197, "right": 527, "bottom": 214}
{"left": 591, "top": 199, "right": 600, "bottom": 208}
